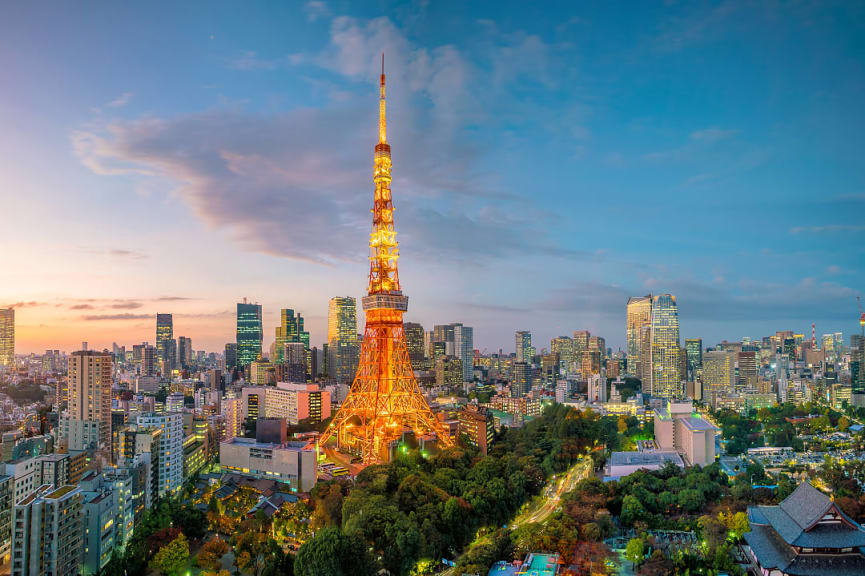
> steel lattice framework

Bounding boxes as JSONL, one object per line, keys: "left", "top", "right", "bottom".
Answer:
{"left": 320, "top": 55, "right": 452, "bottom": 463}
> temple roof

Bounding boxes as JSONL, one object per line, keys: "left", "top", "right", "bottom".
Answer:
{"left": 746, "top": 482, "right": 865, "bottom": 575}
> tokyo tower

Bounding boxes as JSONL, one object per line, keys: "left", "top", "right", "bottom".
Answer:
{"left": 320, "top": 55, "right": 452, "bottom": 463}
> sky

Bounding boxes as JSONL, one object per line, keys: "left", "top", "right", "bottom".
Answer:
{"left": 1, "top": 0, "right": 864, "bottom": 355}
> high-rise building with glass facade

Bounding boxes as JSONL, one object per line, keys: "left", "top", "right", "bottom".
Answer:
{"left": 626, "top": 295, "right": 653, "bottom": 376}
{"left": 650, "top": 294, "right": 682, "bottom": 399}
{"left": 515, "top": 331, "right": 532, "bottom": 364}
{"left": 327, "top": 297, "right": 358, "bottom": 383}
{"left": 404, "top": 322, "right": 425, "bottom": 371}
{"left": 236, "top": 301, "right": 263, "bottom": 370}
{"left": 453, "top": 324, "right": 474, "bottom": 382}
{"left": 550, "top": 336, "right": 574, "bottom": 372}
{"left": 155, "top": 313, "right": 174, "bottom": 374}
{"left": 0, "top": 308, "right": 13, "bottom": 368}
{"left": 274, "top": 309, "right": 310, "bottom": 379}
{"left": 685, "top": 338, "right": 703, "bottom": 379}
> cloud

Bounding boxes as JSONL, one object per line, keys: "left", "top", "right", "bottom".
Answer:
{"left": 226, "top": 51, "right": 304, "bottom": 70}
{"left": 690, "top": 127, "right": 738, "bottom": 143}
{"left": 826, "top": 265, "right": 841, "bottom": 275}
{"left": 69, "top": 304, "right": 95, "bottom": 310}
{"left": 0, "top": 301, "right": 46, "bottom": 309}
{"left": 790, "top": 225, "right": 865, "bottom": 234}
{"left": 82, "top": 313, "right": 151, "bottom": 321}
{"left": 305, "top": 1, "right": 330, "bottom": 22}
{"left": 107, "top": 92, "right": 133, "bottom": 108}
{"left": 108, "top": 301, "right": 143, "bottom": 310}
{"left": 74, "top": 15, "right": 572, "bottom": 265}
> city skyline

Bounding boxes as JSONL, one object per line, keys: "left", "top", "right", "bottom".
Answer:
{"left": 2, "top": 1, "right": 864, "bottom": 353}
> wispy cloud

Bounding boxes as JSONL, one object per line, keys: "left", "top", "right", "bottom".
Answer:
{"left": 107, "top": 92, "right": 133, "bottom": 108}
{"left": 82, "top": 313, "right": 151, "bottom": 321}
{"left": 305, "top": 1, "right": 330, "bottom": 22}
{"left": 690, "top": 127, "right": 738, "bottom": 143}
{"left": 226, "top": 51, "right": 304, "bottom": 70}
{"left": 790, "top": 225, "right": 865, "bottom": 234}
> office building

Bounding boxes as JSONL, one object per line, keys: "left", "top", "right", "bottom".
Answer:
{"left": 274, "top": 309, "right": 310, "bottom": 366}
{"left": 248, "top": 382, "right": 332, "bottom": 425}
{"left": 515, "top": 331, "right": 532, "bottom": 364}
{"left": 220, "top": 438, "right": 317, "bottom": 492}
{"left": 626, "top": 295, "right": 653, "bottom": 376}
{"left": 685, "top": 338, "right": 702, "bottom": 379}
{"left": 67, "top": 350, "right": 113, "bottom": 455}
{"left": 327, "top": 297, "right": 358, "bottom": 383}
{"left": 512, "top": 362, "right": 531, "bottom": 398}
{"left": 224, "top": 342, "right": 238, "bottom": 370}
{"left": 650, "top": 294, "right": 682, "bottom": 399}
{"left": 0, "top": 475, "right": 10, "bottom": 564}
{"left": 236, "top": 300, "right": 263, "bottom": 370}
{"left": 588, "top": 373, "right": 607, "bottom": 403}
{"left": 453, "top": 324, "right": 474, "bottom": 382}
{"left": 135, "top": 413, "right": 182, "bottom": 498}
{"left": 11, "top": 485, "right": 84, "bottom": 576}
{"left": 176, "top": 336, "right": 192, "bottom": 369}
{"left": 404, "top": 322, "right": 425, "bottom": 371}
{"left": 550, "top": 337, "right": 574, "bottom": 372}
{"left": 702, "top": 350, "right": 735, "bottom": 401}
{"left": 737, "top": 350, "right": 758, "bottom": 392}
{"left": 435, "top": 356, "right": 463, "bottom": 391}
{"left": 155, "top": 313, "right": 174, "bottom": 373}
{"left": 0, "top": 309, "right": 13, "bottom": 369}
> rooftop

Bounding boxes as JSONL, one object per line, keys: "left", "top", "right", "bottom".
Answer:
{"left": 680, "top": 416, "right": 719, "bottom": 432}
{"left": 520, "top": 553, "right": 559, "bottom": 576}
{"left": 609, "top": 451, "right": 684, "bottom": 467}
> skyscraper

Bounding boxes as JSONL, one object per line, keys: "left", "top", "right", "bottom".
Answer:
{"left": 0, "top": 308, "right": 14, "bottom": 368}
{"left": 404, "top": 322, "right": 425, "bottom": 371}
{"left": 626, "top": 295, "right": 653, "bottom": 376}
{"left": 177, "top": 336, "right": 192, "bottom": 369}
{"left": 702, "top": 350, "right": 735, "bottom": 400}
{"left": 327, "top": 297, "right": 359, "bottom": 383}
{"left": 685, "top": 338, "right": 703, "bottom": 379}
{"left": 236, "top": 300, "right": 263, "bottom": 370}
{"left": 515, "top": 331, "right": 532, "bottom": 364}
{"left": 453, "top": 323, "right": 474, "bottom": 382}
{"left": 737, "top": 350, "right": 758, "bottom": 392}
{"left": 155, "top": 313, "right": 174, "bottom": 373}
{"left": 67, "top": 350, "right": 113, "bottom": 455}
{"left": 274, "top": 309, "right": 310, "bottom": 363}
{"left": 650, "top": 294, "right": 682, "bottom": 399}
{"left": 550, "top": 336, "right": 574, "bottom": 372}
{"left": 224, "top": 342, "right": 237, "bottom": 370}
{"left": 136, "top": 413, "right": 183, "bottom": 497}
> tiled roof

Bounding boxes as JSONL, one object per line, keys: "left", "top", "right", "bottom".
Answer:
{"left": 780, "top": 481, "right": 834, "bottom": 530}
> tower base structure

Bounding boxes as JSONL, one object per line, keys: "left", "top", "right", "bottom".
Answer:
{"left": 323, "top": 304, "right": 451, "bottom": 464}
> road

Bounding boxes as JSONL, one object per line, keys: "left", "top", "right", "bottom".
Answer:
{"left": 442, "top": 457, "right": 594, "bottom": 574}
{"left": 514, "top": 457, "right": 593, "bottom": 526}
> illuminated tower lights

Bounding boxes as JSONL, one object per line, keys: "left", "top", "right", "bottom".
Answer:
{"left": 321, "top": 55, "right": 452, "bottom": 463}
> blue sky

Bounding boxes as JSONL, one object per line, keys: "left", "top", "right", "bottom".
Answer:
{"left": 1, "top": 0, "right": 863, "bottom": 353}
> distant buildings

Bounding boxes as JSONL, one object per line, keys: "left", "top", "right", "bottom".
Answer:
{"left": 515, "top": 331, "right": 532, "bottom": 364}
{"left": 0, "top": 309, "right": 13, "bottom": 368}
{"left": 155, "top": 313, "right": 175, "bottom": 374}
{"left": 404, "top": 322, "right": 425, "bottom": 371}
{"left": 236, "top": 300, "right": 263, "bottom": 371}
{"left": 685, "top": 338, "right": 702, "bottom": 379}
{"left": 274, "top": 309, "right": 310, "bottom": 380}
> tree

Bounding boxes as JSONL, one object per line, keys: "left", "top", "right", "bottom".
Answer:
{"left": 625, "top": 537, "right": 644, "bottom": 568}
{"left": 197, "top": 537, "right": 229, "bottom": 571}
{"left": 698, "top": 514, "right": 727, "bottom": 552}
{"left": 620, "top": 495, "right": 646, "bottom": 527}
{"left": 150, "top": 533, "right": 189, "bottom": 576}
{"left": 295, "top": 527, "right": 375, "bottom": 576}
